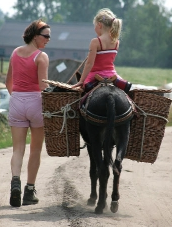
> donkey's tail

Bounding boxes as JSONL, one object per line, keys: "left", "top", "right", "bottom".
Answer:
{"left": 103, "top": 94, "right": 115, "bottom": 167}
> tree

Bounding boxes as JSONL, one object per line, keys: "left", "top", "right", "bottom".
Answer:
{"left": 59, "top": 0, "right": 123, "bottom": 22}
{"left": 12, "top": 0, "right": 62, "bottom": 22}
{"left": 4, "top": 0, "right": 172, "bottom": 68}
{"left": 0, "top": 9, "right": 4, "bottom": 27}
{"left": 116, "top": 0, "right": 171, "bottom": 68}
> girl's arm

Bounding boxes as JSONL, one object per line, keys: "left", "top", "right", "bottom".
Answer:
{"left": 73, "top": 38, "right": 98, "bottom": 87}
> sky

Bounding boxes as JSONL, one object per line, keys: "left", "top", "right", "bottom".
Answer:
{"left": 0, "top": 0, "right": 172, "bottom": 16}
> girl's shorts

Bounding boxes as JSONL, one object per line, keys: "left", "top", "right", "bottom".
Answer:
{"left": 8, "top": 92, "right": 44, "bottom": 128}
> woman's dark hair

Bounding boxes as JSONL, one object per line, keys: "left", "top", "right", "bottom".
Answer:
{"left": 23, "top": 19, "right": 50, "bottom": 44}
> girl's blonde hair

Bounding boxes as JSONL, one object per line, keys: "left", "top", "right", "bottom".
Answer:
{"left": 93, "top": 8, "right": 122, "bottom": 43}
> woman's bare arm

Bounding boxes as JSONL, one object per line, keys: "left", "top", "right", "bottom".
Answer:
{"left": 37, "top": 52, "right": 49, "bottom": 91}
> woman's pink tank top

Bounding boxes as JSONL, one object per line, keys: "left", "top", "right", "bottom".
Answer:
{"left": 12, "top": 49, "right": 41, "bottom": 92}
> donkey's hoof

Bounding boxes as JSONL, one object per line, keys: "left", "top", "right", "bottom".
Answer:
{"left": 95, "top": 206, "right": 103, "bottom": 214}
{"left": 87, "top": 198, "right": 96, "bottom": 206}
{"left": 110, "top": 201, "right": 119, "bottom": 213}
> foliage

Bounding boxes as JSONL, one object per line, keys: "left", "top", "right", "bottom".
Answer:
{"left": 11, "top": 0, "right": 62, "bottom": 22}
{"left": 59, "top": 0, "right": 122, "bottom": 22}
{"left": 0, "top": 9, "right": 4, "bottom": 27}
{"left": 1, "top": 0, "right": 172, "bottom": 68}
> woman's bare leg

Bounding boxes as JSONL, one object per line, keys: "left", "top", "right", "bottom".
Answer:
{"left": 22, "top": 126, "right": 44, "bottom": 206}
{"left": 27, "top": 126, "right": 44, "bottom": 184}
{"left": 11, "top": 126, "right": 28, "bottom": 176}
{"left": 10, "top": 126, "right": 28, "bottom": 207}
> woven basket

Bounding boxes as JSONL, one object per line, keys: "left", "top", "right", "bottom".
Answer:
{"left": 126, "top": 89, "right": 172, "bottom": 163}
{"left": 42, "top": 91, "right": 81, "bottom": 157}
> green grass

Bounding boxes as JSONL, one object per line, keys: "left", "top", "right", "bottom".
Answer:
{"left": 2, "top": 61, "right": 172, "bottom": 87}
{"left": 0, "top": 114, "right": 12, "bottom": 148}
{"left": 0, "top": 61, "right": 172, "bottom": 149}
{"left": 2, "top": 60, "right": 9, "bottom": 74}
{"left": 116, "top": 67, "right": 172, "bottom": 126}
{"left": 116, "top": 67, "right": 172, "bottom": 87}
{"left": 0, "top": 114, "right": 31, "bottom": 149}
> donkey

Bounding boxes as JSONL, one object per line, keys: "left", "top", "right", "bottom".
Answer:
{"left": 79, "top": 82, "right": 133, "bottom": 214}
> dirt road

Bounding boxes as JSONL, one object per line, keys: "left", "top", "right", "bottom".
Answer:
{"left": 0, "top": 127, "right": 172, "bottom": 227}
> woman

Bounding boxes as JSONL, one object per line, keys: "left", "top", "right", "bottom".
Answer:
{"left": 6, "top": 19, "right": 50, "bottom": 207}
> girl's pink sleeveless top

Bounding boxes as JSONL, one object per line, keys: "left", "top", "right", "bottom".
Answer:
{"left": 11, "top": 49, "right": 41, "bottom": 92}
{"left": 91, "top": 37, "right": 118, "bottom": 72}
{"left": 84, "top": 38, "right": 119, "bottom": 85}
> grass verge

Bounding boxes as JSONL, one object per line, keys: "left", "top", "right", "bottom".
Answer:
{"left": 0, "top": 64, "right": 172, "bottom": 148}
{"left": 0, "top": 114, "right": 31, "bottom": 149}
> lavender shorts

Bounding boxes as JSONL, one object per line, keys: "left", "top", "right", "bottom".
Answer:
{"left": 8, "top": 92, "right": 44, "bottom": 128}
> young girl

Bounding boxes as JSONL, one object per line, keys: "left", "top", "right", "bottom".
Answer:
{"left": 72, "top": 8, "right": 131, "bottom": 93}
